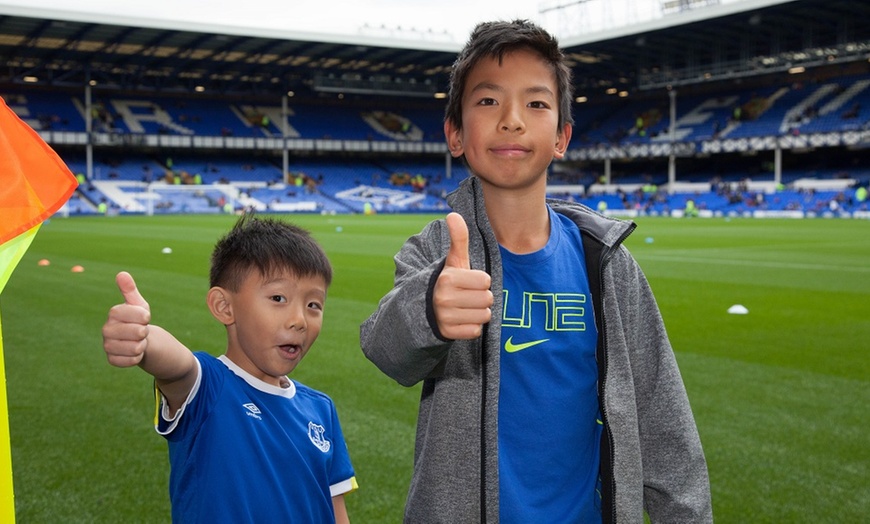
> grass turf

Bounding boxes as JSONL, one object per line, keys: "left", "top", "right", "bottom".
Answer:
{"left": 2, "top": 214, "right": 868, "bottom": 522}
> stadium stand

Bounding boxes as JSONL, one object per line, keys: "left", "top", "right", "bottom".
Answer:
{"left": 5, "top": 69, "right": 868, "bottom": 218}
{"left": 1, "top": 0, "right": 868, "bottom": 218}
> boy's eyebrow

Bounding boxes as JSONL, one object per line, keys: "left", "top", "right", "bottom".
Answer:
{"left": 468, "top": 81, "right": 555, "bottom": 98}
{"left": 526, "top": 85, "right": 556, "bottom": 97}
{"left": 468, "top": 81, "right": 503, "bottom": 95}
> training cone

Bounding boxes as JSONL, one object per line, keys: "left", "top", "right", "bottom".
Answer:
{"left": 37, "top": 259, "right": 50, "bottom": 266}
{"left": 71, "top": 265, "right": 84, "bottom": 273}
{"left": 727, "top": 304, "right": 749, "bottom": 315}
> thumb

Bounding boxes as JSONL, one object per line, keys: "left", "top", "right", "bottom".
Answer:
{"left": 116, "top": 271, "right": 149, "bottom": 310}
{"left": 445, "top": 212, "right": 470, "bottom": 270}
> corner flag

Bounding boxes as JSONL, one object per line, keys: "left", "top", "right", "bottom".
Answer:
{"left": 0, "top": 95, "right": 78, "bottom": 522}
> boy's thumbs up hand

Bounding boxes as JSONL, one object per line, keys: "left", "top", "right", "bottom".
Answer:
{"left": 445, "top": 212, "right": 471, "bottom": 270}
{"left": 434, "top": 213, "right": 493, "bottom": 340}
{"left": 117, "top": 270, "right": 149, "bottom": 309}
{"left": 102, "top": 271, "right": 152, "bottom": 368}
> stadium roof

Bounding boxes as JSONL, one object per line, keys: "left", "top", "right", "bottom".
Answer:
{"left": 0, "top": 0, "right": 867, "bottom": 100}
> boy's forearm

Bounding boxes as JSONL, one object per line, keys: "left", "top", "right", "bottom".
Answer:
{"left": 138, "top": 325, "right": 196, "bottom": 383}
{"left": 332, "top": 495, "right": 349, "bottom": 524}
{"left": 137, "top": 325, "right": 198, "bottom": 413}
{"left": 361, "top": 224, "right": 452, "bottom": 384}
{"left": 361, "top": 276, "right": 450, "bottom": 386}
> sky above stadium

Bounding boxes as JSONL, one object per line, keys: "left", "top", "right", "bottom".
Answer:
{"left": 0, "top": 0, "right": 771, "bottom": 45}
{"left": 2, "top": 0, "right": 540, "bottom": 43}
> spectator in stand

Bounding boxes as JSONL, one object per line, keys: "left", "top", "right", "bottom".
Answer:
{"left": 842, "top": 103, "right": 860, "bottom": 119}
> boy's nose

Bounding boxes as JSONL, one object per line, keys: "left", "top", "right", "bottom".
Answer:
{"left": 286, "top": 307, "right": 307, "bottom": 331}
{"left": 499, "top": 105, "right": 524, "bottom": 132}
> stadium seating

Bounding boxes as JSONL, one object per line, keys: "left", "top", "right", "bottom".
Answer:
{"left": 4, "top": 71, "right": 868, "bottom": 218}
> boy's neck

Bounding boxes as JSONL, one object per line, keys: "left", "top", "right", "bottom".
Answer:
{"left": 482, "top": 185, "right": 550, "bottom": 254}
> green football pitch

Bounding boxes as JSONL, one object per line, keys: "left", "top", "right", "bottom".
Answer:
{"left": 3, "top": 214, "right": 868, "bottom": 522}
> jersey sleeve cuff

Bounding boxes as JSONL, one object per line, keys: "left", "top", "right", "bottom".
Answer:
{"left": 330, "top": 476, "right": 358, "bottom": 497}
{"left": 154, "top": 356, "right": 202, "bottom": 435}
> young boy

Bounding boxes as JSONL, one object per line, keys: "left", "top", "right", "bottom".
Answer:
{"left": 360, "top": 20, "right": 712, "bottom": 523}
{"left": 103, "top": 215, "right": 356, "bottom": 523}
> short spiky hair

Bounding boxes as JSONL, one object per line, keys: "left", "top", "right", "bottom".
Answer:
{"left": 209, "top": 213, "right": 332, "bottom": 291}
{"left": 444, "top": 19, "right": 574, "bottom": 131}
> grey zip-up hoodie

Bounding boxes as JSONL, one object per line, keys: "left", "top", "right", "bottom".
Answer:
{"left": 361, "top": 176, "right": 712, "bottom": 523}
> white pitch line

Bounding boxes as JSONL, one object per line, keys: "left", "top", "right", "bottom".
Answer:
{"left": 636, "top": 254, "right": 870, "bottom": 273}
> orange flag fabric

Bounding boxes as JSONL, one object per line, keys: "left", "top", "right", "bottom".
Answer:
{"left": 0, "top": 96, "right": 78, "bottom": 245}
{"left": 0, "top": 94, "right": 79, "bottom": 523}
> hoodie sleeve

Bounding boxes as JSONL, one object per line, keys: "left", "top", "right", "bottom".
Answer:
{"left": 360, "top": 219, "right": 454, "bottom": 387}
{"left": 606, "top": 247, "right": 713, "bottom": 522}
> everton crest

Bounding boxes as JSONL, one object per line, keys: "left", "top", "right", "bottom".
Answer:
{"left": 308, "top": 421, "right": 331, "bottom": 453}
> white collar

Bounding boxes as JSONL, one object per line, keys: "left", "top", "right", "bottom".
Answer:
{"left": 218, "top": 355, "right": 296, "bottom": 398}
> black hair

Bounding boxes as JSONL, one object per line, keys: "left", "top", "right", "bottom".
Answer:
{"left": 209, "top": 213, "right": 332, "bottom": 291}
{"left": 444, "top": 19, "right": 574, "bottom": 131}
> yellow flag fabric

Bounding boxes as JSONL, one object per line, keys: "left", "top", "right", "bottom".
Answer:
{"left": 0, "top": 310, "right": 12, "bottom": 521}
{"left": 0, "top": 226, "right": 39, "bottom": 296}
{"left": 0, "top": 95, "right": 79, "bottom": 523}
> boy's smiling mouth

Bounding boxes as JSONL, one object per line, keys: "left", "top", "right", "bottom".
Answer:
{"left": 491, "top": 144, "right": 529, "bottom": 156}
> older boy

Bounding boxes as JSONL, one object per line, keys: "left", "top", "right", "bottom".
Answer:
{"left": 360, "top": 20, "right": 711, "bottom": 523}
{"left": 103, "top": 215, "right": 356, "bottom": 523}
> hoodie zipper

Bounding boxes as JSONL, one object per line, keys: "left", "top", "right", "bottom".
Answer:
{"left": 471, "top": 191, "right": 493, "bottom": 524}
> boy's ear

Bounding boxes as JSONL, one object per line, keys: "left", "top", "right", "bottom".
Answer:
{"left": 444, "top": 120, "right": 463, "bottom": 158}
{"left": 206, "top": 286, "right": 234, "bottom": 326}
{"left": 554, "top": 123, "right": 573, "bottom": 159}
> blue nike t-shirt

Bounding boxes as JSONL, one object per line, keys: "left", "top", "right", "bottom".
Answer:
{"left": 498, "top": 206, "right": 602, "bottom": 523}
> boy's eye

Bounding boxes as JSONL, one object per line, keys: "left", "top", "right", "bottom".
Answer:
{"left": 477, "top": 97, "right": 497, "bottom": 106}
{"left": 528, "top": 101, "right": 550, "bottom": 109}
{"left": 308, "top": 301, "right": 324, "bottom": 311}
{"left": 270, "top": 295, "right": 287, "bottom": 303}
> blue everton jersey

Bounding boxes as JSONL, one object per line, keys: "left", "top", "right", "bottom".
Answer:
{"left": 498, "top": 207, "right": 602, "bottom": 523}
{"left": 155, "top": 353, "right": 355, "bottom": 523}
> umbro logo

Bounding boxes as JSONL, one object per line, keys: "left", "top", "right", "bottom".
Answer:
{"left": 243, "top": 402, "right": 262, "bottom": 420}
{"left": 504, "top": 336, "right": 549, "bottom": 353}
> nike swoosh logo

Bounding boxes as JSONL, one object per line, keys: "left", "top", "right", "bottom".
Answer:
{"left": 504, "top": 336, "right": 549, "bottom": 353}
